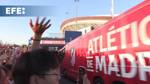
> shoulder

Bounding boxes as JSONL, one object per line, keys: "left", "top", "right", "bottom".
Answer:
{"left": 0, "top": 65, "right": 7, "bottom": 78}
{"left": 0, "top": 65, "right": 7, "bottom": 73}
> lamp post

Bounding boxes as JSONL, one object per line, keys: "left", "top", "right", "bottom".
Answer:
{"left": 111, "top": 0, "right": 114, "bottom": 18}
{"left": 74, "top": 0, "right": 79, "bottom": 30}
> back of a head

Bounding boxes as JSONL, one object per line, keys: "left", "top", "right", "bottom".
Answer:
{"left": 28, "top": 49, "right": 60, "bottom": 74}
{"left": 12, "top": 48, "right": 61, "bottom": 84}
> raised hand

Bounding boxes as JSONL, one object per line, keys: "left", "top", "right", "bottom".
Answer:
{"left": 29, "top": 17, "right": 51, "bottom": 36}
{"left": 29, "top": 17, "right": 51, "bottom": 50}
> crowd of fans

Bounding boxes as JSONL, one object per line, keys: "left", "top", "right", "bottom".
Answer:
{"left": 0, "top": 43, "right": 27, "bottom": 65}
{"left": 0, "top": 17, "right": 90, "bottom": 84}
{"left": 0, "top": 17, "right": 62, "bottom": 84}
{"left": 0, "top": 43, "right": 28, "bottom": 84}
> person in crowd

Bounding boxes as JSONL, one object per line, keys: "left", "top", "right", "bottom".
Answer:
{"left": 4, "top": 64, "right": 13, "bottom": 84}
{"left": 12, "top": 48, "right": 62, "bottom": 84}
{"left": 11, "top": 17, "right": 55, "bottom": 84}
{"left": 29, "top": 17, "right": 51, "bottom": 50}
{"left": 0, "top": 65, "right": 9, "bottom": 84}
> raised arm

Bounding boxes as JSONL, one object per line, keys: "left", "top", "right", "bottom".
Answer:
{"left": 29, "top": 17, "right": 51, "bottom": 50}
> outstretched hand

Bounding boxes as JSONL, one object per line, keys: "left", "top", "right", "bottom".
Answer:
{"left": 29, "top": 17, "right": 51, "bottom": 36}
{"left": 29, "top": 17, "right": 51, "bottom": 50}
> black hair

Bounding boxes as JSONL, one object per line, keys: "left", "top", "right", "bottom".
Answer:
{"left": 12, "top": 49, "right": 61, "bottom": 84}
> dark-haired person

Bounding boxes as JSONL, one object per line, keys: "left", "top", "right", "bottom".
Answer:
{"left": 12, "top": 49, "right": 62, "bottom": 84}
{"left": 4, "top": 64, "right": 13, "bottom": 84}
{"left": 0, "top": 65, "right": 9, "bottom": 84}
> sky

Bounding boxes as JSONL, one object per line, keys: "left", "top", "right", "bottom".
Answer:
{"left": 0, "top": 0, "right": 143, "bottom": 45}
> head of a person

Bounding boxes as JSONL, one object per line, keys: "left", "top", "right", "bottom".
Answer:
{"left": 12, "top": 48, "right": 63, "bottom": 84}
